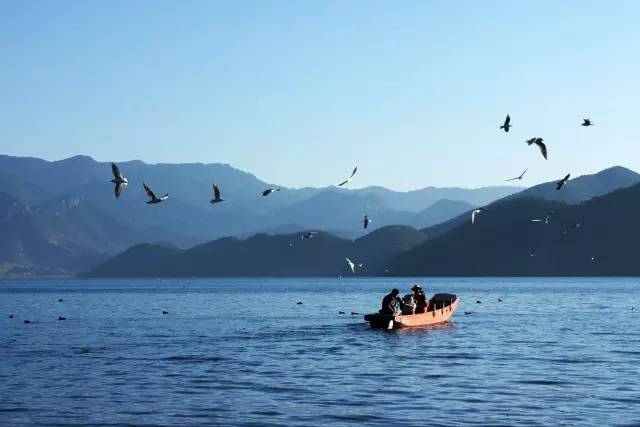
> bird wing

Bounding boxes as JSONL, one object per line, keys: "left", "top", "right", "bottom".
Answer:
{"left": 111, "top": 163, "right": 123, "bottom": 179}
{"left": 350, "top": 166, "right": 358, "bottom": 179}
{"left": 213, "top": 184, "right": 221, "bottom": 199}
{"left": 471, "top": 210, "right": 478, "bottom": 224}
{"left": 505, "top": 177, "right": 518, "bottom": 181}
{"left": 115, "top": 183, "right": 123, "bottom": 198}
{"left": 536, "top": 140, "right": 548, "bottom": 159}
{"left": 345, "top": 257, "right": 355, "bottom": 273}
{"left": 504, "top": 115, "right": 510, "bottom": 126}
{"left": 337, "top": 179, "right": 349, "bottom": 187}
{"left": 564, "top": 173, "right": 570, "bottom": 181}
{"left": 520, "top": 168, "right": 528, "bottom": 178}
{"left": 530, "top": 219, "right": 543, "bottom": 222}
{"left": 143, "top": 183, "right": 157, "bottom": 200}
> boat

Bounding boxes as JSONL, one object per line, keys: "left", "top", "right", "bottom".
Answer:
{"left": 364, "top": 293, "right": 460, "bottom": 329}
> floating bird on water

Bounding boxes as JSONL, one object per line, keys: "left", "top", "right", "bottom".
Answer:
{"left": 476, "top": 300, "right": 482, "bottom": 304}
{"left": 526, "top": 138, "right": 547, "bottom": 159}
{"left": 338, "top": 311, "right": 345, "bottom": 314}
{"left": 556, "top": 174, "right": 570, "bottom": 191}
{"left": 345, "top": 257, "right": 356, "bottom": 274}
{"left": 110, "top": 163, "right": 128, "bottom": 198}
{"left": 471, "top": 208, "right": 489, "bottom": 224}
{"left": 506, "top": 168, "right": 527, "bottom": 181}
{"left": 58, "top": 316, "right": 66, "bottom": 321}
{"left": 582, "top": 118, "right": 594, "bottom": 127}
{"left": 261, "top": 188, "right": 280, "bottom": 197}
{"left": 301, "top": 231, "right": 318, "bottom": 240}
{"left": 296, "top": 301, "right": 303, "bottom": 305}
{"left": 58, "top": 299, "right": 63, "bottom": 302}
{"left": 337, "top": 166, "right": 358, "bottom": 187}
{"left": 563, "top": 222, "right": 583, "bottom": 234}
{"left": 500, "top": 114, "right": 512, "bottom": 132}
{"left": 143, "top": 183, "right": 169, "bottom": 204}
{"left": 9, "top": 314, "right": 13, "bottom": 318}
{"left": 363, "top": 214, "right": 372, "bottom": 229}
{"left": 210, "top": 184, "right": 224, "bottom": 204}
{"left": 162, "top": 310, "right": 168, "bottom": 315}
{"left": 24, "top": 320, "right": 31, "bottom": 324}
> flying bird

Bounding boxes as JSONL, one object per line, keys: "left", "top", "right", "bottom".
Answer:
{"left": 363, "top": 214, "right": 372, "bottom": 229}
{"left": 556, "top": 174, "right": 570, "bottom": 191}
{"left": 143, "top": 183, "right": 169, "bottom": 204}
{"left": 582, "top": 118, "right": 594, "bottom": 127}
{"left": 261, "top": 188, "right": 280, "bottom": 197}
{"left": 563, "top": 222, "right": 583, "bottom": 234}
{"left": 500, "top": 114, "right": 512, "bottom": 132}
{"left": 110, "top": 163, "right": 128, "bottom": 198}
{"left": 471, "top": 208, "right": 489, "bottom": 224}
{"left": 345, "top": 257, "right": 355, "bottom": 274}
{"left": 337, "top": 166, "right": 358, "bottom": 187}
{"left": 301, "top": 231, "right": 318, "bottom": 240}
{"left": 506, "top": 168, "right": 528, "bottom": 181}
{"left": 526, "top": 138, "right": 547, "bottom": 160}
{"left": 210, "top": 184, "right": 224, "bottom": 204}
{"left": 530, "top": 215, "right": 551, "bottom": 224}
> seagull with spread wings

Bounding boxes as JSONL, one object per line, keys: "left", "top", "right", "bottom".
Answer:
{"left": 338, "top": 166, "right": 358, "bottom": 186}
{"left": 500, "top": 114, "right": 512, "bottom": 132}
{"left": 345, "top": 257, "right": 356, "bottom": 274}
{"left": 143, "top": 183, "right": 169, "bottom": 204}
{"left": 110, "top": 163, "right": 128, "bottom": 198}
{"left": 556, "top": 173, "right": 570, "bottom": 191}
{"left": 526, "top": 137, "right": 548, "bottom": 160}
{"left": 301, "top": 231, "right": 318, "bottom": 240}
{"left": 210, "top": 184, "right": 224, "bottom": 204}
{"left": 506, "top": 168, "right": 528, "bottom": 182}
{"left": 261, "top": 188, "right": 280, "bottom": 197}
{"left": 471, "top": 207, "right": 490, "bottom": 224}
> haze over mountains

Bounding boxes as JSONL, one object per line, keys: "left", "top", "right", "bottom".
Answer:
{"left": 0, "top": 154, "right": 519, "bottom": 276}
{"left": 88, "top": 165, "right": 640, "bottom": 278}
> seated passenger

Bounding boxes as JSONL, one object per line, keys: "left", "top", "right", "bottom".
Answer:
{"left": 381, "top": 288, "right": 402, "bottom": 315}
{"left": 401, "top": 293, "right": 416, "bottom": 315}
{"left": 412, "top": 284, "right": 428, "bottom": 314}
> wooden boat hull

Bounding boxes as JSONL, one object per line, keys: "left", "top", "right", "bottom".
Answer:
{"left": 364, "top": 297, "right": 460, "bottom": 329}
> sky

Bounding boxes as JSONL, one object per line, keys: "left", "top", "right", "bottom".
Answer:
{"left": 1, "top": 0, "right": 639, "bottom": 191}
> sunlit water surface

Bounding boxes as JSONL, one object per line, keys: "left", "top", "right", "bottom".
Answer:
{"left": 1, "top": 278, "right": 639, "bottom": 426}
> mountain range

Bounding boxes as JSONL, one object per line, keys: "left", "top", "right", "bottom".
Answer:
{"left": 88, "top": 165, "right": 640, "bottom": 277}
{"left": 0, "top": 154, "right": 519, "bottom": 276}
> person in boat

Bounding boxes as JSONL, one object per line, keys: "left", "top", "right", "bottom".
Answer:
{"left": 401, "top": 292, "right": 416, "bottom": 315}
{"left": 381, "top": 288, "right": 403, "bottom": 315}
{"left": 412, "top": 284, "right": 428, "bottom": 314}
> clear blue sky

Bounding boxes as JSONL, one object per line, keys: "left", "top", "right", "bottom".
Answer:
{"left": 2, "top": 0, "right": 639, "bottom": 190}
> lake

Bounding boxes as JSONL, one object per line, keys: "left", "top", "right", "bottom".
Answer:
{"left": 1, "top": 277, "right": 639, "bottom": 426}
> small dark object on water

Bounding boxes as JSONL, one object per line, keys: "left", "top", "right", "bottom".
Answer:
{"left": 338, "top": 311, "right": 345, "bottom": 314}
{"left": 58, "top": 316, "right": 66, "bottom": 321}
{"left": 162, "top": 310, "right": 168, "bottom": 314}
{"left": 24, "top": 320, "right": 31, "bottom": 324}
{"left": 296, "top": 301, "right": 303, "bottom": 305}
{"left": 58, "top": 299, "right": 63, "bottom": 302}
{"left": 351, "top": 312, "right": 359, "bottom": 315}
{"left": 9, "top": 314, "right": 14, "bottom": 318}
{"left": 476, "top": 300, "right": 482, "bottom": 304}
{"left": 464, "top": 311, "right": 472, "bottom": 315}
{"left": 498, "top": 298, "right": 503, "bottom": 302}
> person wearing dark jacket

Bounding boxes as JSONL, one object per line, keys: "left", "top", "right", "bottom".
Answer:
{"left": 381, "top": 288, "right": 402, "bottom": 315}
{"left": 412, "top": 284, "right": 428, "bottom": 314}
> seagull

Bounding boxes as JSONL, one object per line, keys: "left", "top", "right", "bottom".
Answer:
{"left": 337, "top": 166, "right": 358, "bottom": 187}
{"left": 301, "top": 231, "right": 318, "bottom": 240}
{"left": 363, "top": 214, "right": 372, "bottom": 229}
{"left": 582, "top": 118, "right": 594, "bottom": 127}
{"left": 500, "top": 114, "right": 512, "bottom": 132}
{"left": 556, "top": 174, "right": 570, "bottom": 191}
{"left": 530, "top": 215, "right": 551, "bottom": 224}
{"left": 506, "top": 168, "right": 528, "bottom": 181}
{"left": 110, "top": 163, "right": 128, "bottom": 198}
{"left": 526, "top": 138, "right": 548, "bottom": 160}
{"left": 345, "top": 257, "right": 355, "bottom": 274}
{"left": 261, "top": 188, "right": 280, "bottom": 197}
{"left": 563, "top": 222, "right": 583, "bottom": 234}
{"left": 210, "top": 184, "right": 224, "bottom": 204}
{"left": 471, "top": 208, "right": 489, "bottom": 224}
{"left": 143, "top": 183, "right": 169, "bottom": 204}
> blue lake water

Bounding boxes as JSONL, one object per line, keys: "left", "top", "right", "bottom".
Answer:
{"left": 1, "top": 277, "right": 639, "bottom": 426}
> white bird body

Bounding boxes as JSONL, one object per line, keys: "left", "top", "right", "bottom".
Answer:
{"left": 471, "top": 208, "right": 488, "bottom": 224}
{"left": 143, "top": 183, "right": 169, "bottom": 204}
{"left": 345, "top": 257, "right": 355, "bottom": 273}
{"left": 110, "top": 163, "right": 128, "bottom": 198}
